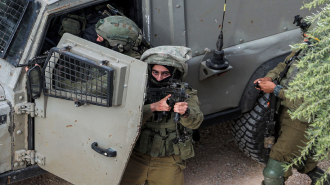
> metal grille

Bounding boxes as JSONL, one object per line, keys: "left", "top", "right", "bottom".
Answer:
{"left": 0, "top": 0, "right": 29, "bottom": 58}
{"left": 43, "top": 48, "right": 114, "bottom": 107}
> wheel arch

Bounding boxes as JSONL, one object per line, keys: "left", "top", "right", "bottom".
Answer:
{"left": 238, "top": 52, "right": 290, "bottom": 114}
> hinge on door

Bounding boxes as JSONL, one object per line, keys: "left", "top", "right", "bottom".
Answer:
{"left": 14, "top": 103, "right": 35, "bottom": 117}
{"left": 14, "top": 150, "right": 45, "bottom": 167}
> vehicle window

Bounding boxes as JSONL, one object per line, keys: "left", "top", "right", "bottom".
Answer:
{"left": 39, "top": 0, "right": 141, "bottom": 55}
{"left": 43, "top": 47, "right": 114, "bottom": 107}
{"left": 0, "top": 0, "right": 40, "bottom": 65}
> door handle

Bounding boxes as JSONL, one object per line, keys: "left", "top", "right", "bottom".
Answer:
{"left": 91, "top": 142, "right": 117, "bottom": 157}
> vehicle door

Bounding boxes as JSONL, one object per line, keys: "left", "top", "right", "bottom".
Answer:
{"left": 33, "top": 33, "right": 147, "bottom": 185}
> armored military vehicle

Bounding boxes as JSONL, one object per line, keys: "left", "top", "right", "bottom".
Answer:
{"left": 0, "top": 0, "right": 312, "bottom": 184}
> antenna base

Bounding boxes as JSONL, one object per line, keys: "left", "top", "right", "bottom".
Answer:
{"left": 206, "top": 50, "right": 229, "bottom": 70}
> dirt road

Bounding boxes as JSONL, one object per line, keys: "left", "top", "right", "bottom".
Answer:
{"left": 12, "top": 121, "right": 330, "bottom": 185}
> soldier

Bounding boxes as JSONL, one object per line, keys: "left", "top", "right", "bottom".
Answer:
{"left": 255, "top": 49, "right": 330, "bottom": 184}
{"left": 83, "top": 16, "right": 144, "bottom": 59}
{"left": 120, "top": 46, "right": 204, "bottom": 185}
{"left": 54, "top": 16, "right": 146, "bottom": 92}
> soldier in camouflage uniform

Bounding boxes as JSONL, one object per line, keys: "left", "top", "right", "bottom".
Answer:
{"left": 59, "top": 14, "right": 143, "bottom": 59}
{"left": 84, "top": 16, "right": 143, "bottom": 59}
{"left": 255, "top": 50, "right": 330, "bottom": 185}
{"left": 120, "top": 46, "right": 204, "bottom": 185}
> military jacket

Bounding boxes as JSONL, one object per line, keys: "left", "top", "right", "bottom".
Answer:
{"left": 265, "top": 51, "right": 308, "bottom": 122}
{"left": 134, "top": 87, "right": 203, "bottom": 158}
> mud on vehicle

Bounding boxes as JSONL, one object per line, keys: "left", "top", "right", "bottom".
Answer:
{"left": 0, "top": 0, "right": 311, "bottom": 184}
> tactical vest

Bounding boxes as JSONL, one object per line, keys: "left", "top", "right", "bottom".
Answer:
{"left": 135, "top": 87, "right": 195, "bottom": 160}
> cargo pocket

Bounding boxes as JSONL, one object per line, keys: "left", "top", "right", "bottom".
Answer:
{"left": 172, "top": 155, "right": 186, "bottom": 170}
{"left": 150, "top": 134, "right": 165, "bottom": 157}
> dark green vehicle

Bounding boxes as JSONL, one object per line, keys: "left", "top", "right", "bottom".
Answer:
{"left": 0, "top": 0, "right": 311, "bottom": 184}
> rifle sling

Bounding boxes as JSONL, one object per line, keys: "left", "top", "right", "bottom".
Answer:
{"left": 264, "top": 51, "right": 300, "bottom": 150}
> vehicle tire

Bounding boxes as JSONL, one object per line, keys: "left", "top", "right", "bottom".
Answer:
{"left": 231, "top": 92, "right": 271, "bottom": 164}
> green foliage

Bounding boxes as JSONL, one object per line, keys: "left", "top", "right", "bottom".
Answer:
{"left": 284, "top": 1, "right": 330, "bottom": 184}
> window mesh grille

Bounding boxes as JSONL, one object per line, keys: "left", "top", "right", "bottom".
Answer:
{"left": 0, "top": 0, "right": 29, "bottom": 58}
{"left": 43, "top": 48, "right": 114, "bottom": 107}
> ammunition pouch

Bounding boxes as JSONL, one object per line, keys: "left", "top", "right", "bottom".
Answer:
{"left": 135, "top": 127, "right": 194, "bottom": 159}
{"left": 173, "top": 137, "right": 195, "bottom": 160}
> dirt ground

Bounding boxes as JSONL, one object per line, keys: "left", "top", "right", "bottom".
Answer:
{"left": 11, "top": 121, "right": 330, "bottom": 185}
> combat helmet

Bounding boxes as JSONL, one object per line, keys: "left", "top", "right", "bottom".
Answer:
{"left": 95, "top": 16, "right": 142, "bottom": 53}
{"left": 141, "top": 46, "right": 192, "bottom": 80}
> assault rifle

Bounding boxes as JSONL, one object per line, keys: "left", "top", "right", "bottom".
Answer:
{"left": 264, "top": 91, "right": 277, "bottom": 155}
{"left": 263, "top": 49, "right": 302, "bottom": 155}
{"left": 145, "top": 79, "right": 190, "bottom": 123}
{"left": 146, "top": 79, "right": 192, "bottom": 142}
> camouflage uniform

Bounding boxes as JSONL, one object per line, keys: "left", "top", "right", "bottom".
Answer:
{"left": 262, "top": 51, "right": 317, "bottom": 184}
{"left": 120, "top": 46, "right": 204, "bottom": 185}
{"left": 60, "top": 14, "right": 143, "bottom": 59}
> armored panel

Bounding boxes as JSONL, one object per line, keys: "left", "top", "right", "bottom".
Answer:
{"left": 43, "top": 47, "right": 114, "bottom": 107}
{"left": 0, "top": 0, "right": 29, "bottom": 58}
{"left": 35, "top": 34, "right": 148, "bottom": 185}
{"left": 142, "top": 0, "right": 312, "bottom": 55}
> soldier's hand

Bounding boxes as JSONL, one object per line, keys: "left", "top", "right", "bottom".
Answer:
{"left": 253, "top": 77, "right": 272, "bottom": 84}
{"left": 150, "top": 94, "right": 172, "bottom": 112}
{"left": 254, "top": 77, "right": 272, "bottom": 90}
{"left": 173, "top": 102, "right": 188, "bottom": 115}
{"left": 258, "top": 81, "right": 276, "bottom": 93}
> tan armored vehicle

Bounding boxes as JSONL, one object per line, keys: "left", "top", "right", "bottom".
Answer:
{"left": 0, "top": 0, "right": 311, "bottom": 184}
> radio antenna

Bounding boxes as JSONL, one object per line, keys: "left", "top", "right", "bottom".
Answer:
{"left": 206, "top": 0, "right": 229, "bottom": 70}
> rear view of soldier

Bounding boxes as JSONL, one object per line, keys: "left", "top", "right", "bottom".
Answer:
{"left": 93, "top": 16, "right": 144, "bottom": 59}
{"left": 49, "top": 4, "right": 146, "bottom": 59}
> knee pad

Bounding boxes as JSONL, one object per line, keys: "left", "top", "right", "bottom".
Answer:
{"left": 263, "top": 158, "right": 285, "bottom": 185}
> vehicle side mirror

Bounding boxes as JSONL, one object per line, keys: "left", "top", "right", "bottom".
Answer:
{"left": 27, "top": 66, "right": 43, "bottom": 99}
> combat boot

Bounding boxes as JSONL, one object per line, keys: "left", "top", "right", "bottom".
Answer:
{"left": 307, "top": 166, "right": 330, "bottom": 185}
{"left": 262, "top": 158, "right": 285, "bottom": 185}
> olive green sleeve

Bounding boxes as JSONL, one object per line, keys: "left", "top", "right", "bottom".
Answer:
{"left": 180, "top": 88, "right": 204, "bottom": 129}
{"left": 142, "top": 104, "right": 153, "bottom": 124}
{"left": 265, "top": 62, "right": 286, "bottom": 81}
{"left": 265, "top": 50, "right": 298, "bottom": 80}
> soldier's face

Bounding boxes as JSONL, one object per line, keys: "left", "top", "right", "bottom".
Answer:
{"left": 152, "top": 65, "right": 171, "bottom": 81}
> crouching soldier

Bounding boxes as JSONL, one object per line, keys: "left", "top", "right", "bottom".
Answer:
{"left": 120, "top": 46, "right": 204, "bottom": 185}
{"left": 255, "top": 49, "right": 330, "bottom": 185}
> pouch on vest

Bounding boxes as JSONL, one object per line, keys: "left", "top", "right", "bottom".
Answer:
{"left": 172, "top": 137, "right": 195, "bottom": 160}
{"left": 165, "top": 131, "right": 177, "bottom": 156}
{"left": 59, "top": 14, "right": 87, "bottom": 37}
{"left": 138, "top": 129, "right": 152, "bottom": 154}
{"left": 150, "top": 134, "right": 166, "bottom": 157}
